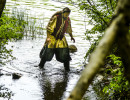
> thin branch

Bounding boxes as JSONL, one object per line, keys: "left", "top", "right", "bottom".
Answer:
{"left": 110, "top": 0, "right": 114, "bottom": 12}
{"left": 87, "top": 8, "right": 108, "bottom": 25}
{"left": 105, "top": 0, "right": 111, "bottom": 14}
{"left": 86, "top": 0, "right": 109, "bottom": 25}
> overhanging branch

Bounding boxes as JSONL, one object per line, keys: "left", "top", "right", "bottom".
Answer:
{"left": 67, "top": 0, "right": 130, "bottom": 99}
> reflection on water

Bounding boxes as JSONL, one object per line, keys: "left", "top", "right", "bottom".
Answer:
{"left": 39, "top": 70, "right": 69, "bottom": 100}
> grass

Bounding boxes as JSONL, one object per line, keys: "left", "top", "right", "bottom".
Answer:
{"left": 0, "top": 7, "right": 45, "bottom": 65}
{"left": 10, "top": 7, "right": 45, "bottom": 38}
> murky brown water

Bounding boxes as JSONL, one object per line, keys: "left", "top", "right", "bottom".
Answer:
{"left": 0, "top": 0, "right": 98, "bottom": 100}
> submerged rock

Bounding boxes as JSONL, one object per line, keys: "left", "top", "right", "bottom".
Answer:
{"left": 0, "top": 69, "right": 3, "bottom": 76}
{"left": 12, "top": 73, "right": 22, "bottom": 79}
{"left": 0, "top": 73, "right": 4, "bottom": 76}
{"left": 69, "top": 45, "right": 77, "bottom": 53}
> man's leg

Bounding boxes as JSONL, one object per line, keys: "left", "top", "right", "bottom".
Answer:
{"left": 55, "top": 48, "right": 71, "bottom": 71}
{"left": 39, "top": 58, "right": 46, "bottom": 69}
{"left": 64, "top": 61, "right": 70, "bottom": 71}
{"left": 39, "top": 47, "right": 55, "bottom": 68}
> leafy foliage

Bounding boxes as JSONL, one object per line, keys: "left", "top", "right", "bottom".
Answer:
{"left": 66, "top": 0, "right": 117, "bottom": 57}
{"left": 0, "top": 14, "right": 26, "bottom": 65}
{"left": 0, "top": 15, "right": 24, "bottom": 39}
{"left": 0, "top": 85, "right": 14, "bottom": 100}
{"left": 103, "top": 54, "right": 130, "bottom": 99}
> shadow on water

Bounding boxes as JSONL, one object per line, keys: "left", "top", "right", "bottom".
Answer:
{"left": 39, "top": 66, "right": 69, "bottom": 100}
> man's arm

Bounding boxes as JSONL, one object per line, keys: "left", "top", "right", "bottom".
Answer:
{"left": 46, "top": 16, "right": 57, "bottom": 36}
{"left": 66, "top": 19, "right": 75, "bottom": 43}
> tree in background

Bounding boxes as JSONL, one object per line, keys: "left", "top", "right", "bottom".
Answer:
{"left": 67, "top": 0, "right": 130, "bottom": 99}
{"left": 63, "top": 0, "right": 130, "bottom": 99}
{"left": 71, "top": 0, "right": 117, "bottom": 57}
{"left": 0, "top": 0, "right": 6, "bottom": 18}
{"left": 0, "top": 1, "right": 26, "bottom": 65}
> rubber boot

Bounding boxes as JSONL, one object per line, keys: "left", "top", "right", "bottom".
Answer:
{"left": 39, "top": 59, "right": 46, "bottom": 69}
{"left": 64, "top": 61, "right": 70, "bottom": 71}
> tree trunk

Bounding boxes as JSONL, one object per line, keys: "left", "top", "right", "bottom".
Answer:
{"left": 0, "top": 0, "right": 6, "bottom": 18}
{"left": 118, "top": 32, "right": 130, "bottom": 81}
{"left": 67, "top": 0, "right": 130, "bottom": 100}
{"left": 115, "top": 0, "right": 130, "bottom": 82}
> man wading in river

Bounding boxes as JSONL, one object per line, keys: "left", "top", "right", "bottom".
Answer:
{"left": 39, "top": 7, "right": 75, "bottom": 71}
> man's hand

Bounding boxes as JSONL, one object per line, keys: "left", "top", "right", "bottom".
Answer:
{"left": 71, "top": 37, "right": 75, "bottom": 43}
{"left": 46, "top": 37, "right": 51, "bottom": 44}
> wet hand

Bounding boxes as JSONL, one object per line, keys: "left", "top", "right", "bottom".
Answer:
{"left": 71, "top": 37, "right": 75, "bottom": 43}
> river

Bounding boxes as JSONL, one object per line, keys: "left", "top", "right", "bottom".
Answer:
{"left": 0, "top": 0, "right": 98, "bottom": 100}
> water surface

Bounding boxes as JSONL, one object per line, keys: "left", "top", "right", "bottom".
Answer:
{"left": 0, "top": 0, "right": 97, "bottom": 100}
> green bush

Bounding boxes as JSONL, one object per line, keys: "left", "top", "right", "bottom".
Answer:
{"left": 0, "top": 14, "right": 26, "bottom": 65}
{"left": 103, "top": 54, "right": 130, "bottom": 99}
{"left": 0, "top": 85, "right": 14, "bottom": 100}
{"left": 66, "top": 0, "right": 117, "bottom": 57}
